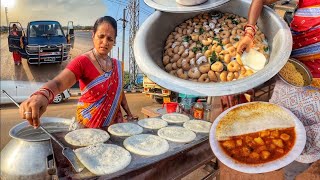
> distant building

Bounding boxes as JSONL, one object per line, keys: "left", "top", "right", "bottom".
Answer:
{"left": 1, "top": 26, "right": 9, "bottom": 33}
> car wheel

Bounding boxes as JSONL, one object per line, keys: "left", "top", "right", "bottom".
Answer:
{"left": 53, "top": 93, "right": 64, "bottom": 104}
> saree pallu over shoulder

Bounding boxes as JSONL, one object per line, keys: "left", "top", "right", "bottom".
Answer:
{"left": 76, "top": 59, "right": 123, "bottom": 128}
{"left": 290, "top": 0, "right": 320, "bottom": 87}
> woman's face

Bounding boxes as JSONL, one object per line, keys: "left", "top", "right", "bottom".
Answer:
{"left": 92, "top": 22, "right": 116, "bottom": 57}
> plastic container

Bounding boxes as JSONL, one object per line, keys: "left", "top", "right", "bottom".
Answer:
{"left": 178, "top": 93, "right": 198, "bottom": 110}
{"left": 193, "top": 100, "right": 204, "bottom": 119}
{"left": 203, "top": 103, "right": 212, "bottom": 121}
{"left": 163, "top": 102, "right": 179, "bottom": 113}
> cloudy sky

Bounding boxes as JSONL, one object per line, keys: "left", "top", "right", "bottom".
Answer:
{"left": 1, "top": 0, "right": 153, "bottom": 26}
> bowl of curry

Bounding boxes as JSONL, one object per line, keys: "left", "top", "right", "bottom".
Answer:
{"left": 209, "top": 102, "right": 306, "bottom": 173}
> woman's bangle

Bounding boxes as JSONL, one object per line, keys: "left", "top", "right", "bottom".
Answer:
{"left": 39, "top": 87, "right": 55, "bottom": 103}
{"left": 244, "top": 32, "right": 254, "bottom": 41}
{"left": 244, "top": 24, "right": 257, "bottom": 34}
{"left": 245, "top": 27, "right": 256, "bottom": 35}
{"left": 30, "top": 91, "right": 50, "bottom": 104}
{"left": 245, "top": 30, "right": 255, "bottom": 39}
{"left": 39, "top": 89, "right": 50, "bottom": 97}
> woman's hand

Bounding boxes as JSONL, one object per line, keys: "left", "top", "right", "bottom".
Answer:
{"left": 125, "top": 114, "right": 138, "bottom": 121}
{"left": 237, "top": 36, "right": 253, "bottom": 54}
{"left": 19, "top": 94, "right": 49, "bottom": 128}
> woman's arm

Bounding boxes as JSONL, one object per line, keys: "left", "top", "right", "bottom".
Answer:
{"left": 42, "top": 69, "right": 77, "bottom": 96}
{"left": 19, "top": 69, "right": 77, "bottom": 127}
{"left": 237, "top": 0, "right": 279, "bottom": 53}
{"left": 120, "top": 91, "right": 135, "bottom": 120}
{"left": 248, "top": 0, "right": 279, "bottom": 24}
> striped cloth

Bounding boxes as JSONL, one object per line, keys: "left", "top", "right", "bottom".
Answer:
{"left": 270, "top": 0, "right": 320, "bottom": 164}
{"left": 290, "top": 1, "right": 320, "bottom": 88}
{"left": 76, "top": 58, "right": 123, "bottom": 128}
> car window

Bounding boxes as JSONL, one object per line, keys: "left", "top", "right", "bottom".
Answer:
{"left": 29, "top": 22, "right": 64, "bottom": 37}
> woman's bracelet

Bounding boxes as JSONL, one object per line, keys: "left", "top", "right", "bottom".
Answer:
{"left": 245, "top": 28, "right": 256, "bottom": 35}
{"left": 244, "top": 24, "right": 257, "bottom": 34}
{"left": 244, "top": 32, "right": 254, "bottom": 41}
{"left": 39, "top": 87, "right": 55, "bottom": 103}
{"left": 244, "top": 30, "right": 255, "bottom": 38}
{"left": 30, "top": 91, "right": 50, "bottom": 104}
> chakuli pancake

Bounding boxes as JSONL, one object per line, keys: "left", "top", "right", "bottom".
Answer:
{"left": 216, "top": 102, "right": 295, "bottom": 141}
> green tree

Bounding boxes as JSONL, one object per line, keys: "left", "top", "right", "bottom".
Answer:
{"left": 124, "top": 71, "right": 130, "bottom": 85}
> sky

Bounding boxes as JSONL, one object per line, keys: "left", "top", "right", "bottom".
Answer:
{"left": 0, "top": 0, "right": 154, "bottom": 71}
{"left": 0, "top": 0, "right": 153, "bottom": 26}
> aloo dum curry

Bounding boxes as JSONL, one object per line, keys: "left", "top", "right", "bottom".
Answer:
{"left": 219, "top": 127, "right": 295, "bottom": 164}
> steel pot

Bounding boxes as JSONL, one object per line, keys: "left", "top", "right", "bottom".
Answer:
{"left": 134, "top": 0, "right": 292, "bottom": 96}
{"left": 0, "top": 117, "right": 71, "bottom": 180}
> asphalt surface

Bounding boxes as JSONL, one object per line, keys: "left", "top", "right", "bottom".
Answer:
{"left": 0, "top": 31, "right": 93, "bottom": 82}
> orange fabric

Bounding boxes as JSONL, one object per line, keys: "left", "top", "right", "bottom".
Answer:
{"left": 69, "top": 58, "right": 124, "bottom": 128}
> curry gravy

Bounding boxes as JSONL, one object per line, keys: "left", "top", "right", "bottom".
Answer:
{"left": 219, "top": 127, "right": 295, "bottom": 164}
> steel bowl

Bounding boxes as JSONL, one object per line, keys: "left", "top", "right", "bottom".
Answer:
{"left": 134, "top": 0, "right": 292, "bottom": 96}
{"left": 278, "top": 58, "right": 313, "bottom": 87}
{"left": 144, "top": 0, "right": 229, "bottom": 13}
{"left": 1, "top": 117, "right": 71, "bottom": 180}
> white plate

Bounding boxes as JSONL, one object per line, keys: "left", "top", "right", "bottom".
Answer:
{"left": 209, "top": 102, "right": 306, "bottom": 173}
{"left": 144, "top": 0, "right": 229, "bottom": 13}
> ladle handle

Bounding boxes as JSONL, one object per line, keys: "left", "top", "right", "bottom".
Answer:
{"left": 2, "top": 90, "right": 66, "bottom": 149}
{"left": 2, "top": 90, "right": 20, "bottom": 107}
{"left": 39, "top": 126, "right": 65, "bottom": 149}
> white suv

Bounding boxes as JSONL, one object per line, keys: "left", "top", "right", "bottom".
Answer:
{"left": 1, "top": 80, "right": 71, "bottom": 104}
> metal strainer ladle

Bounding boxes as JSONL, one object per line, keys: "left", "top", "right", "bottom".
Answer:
{"left": 2, "top": 90, "right": 84, "bottom": 173}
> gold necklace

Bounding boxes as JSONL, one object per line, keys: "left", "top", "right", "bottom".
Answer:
{"left": 92, "top": 49, "right": 112, "bottom": 73}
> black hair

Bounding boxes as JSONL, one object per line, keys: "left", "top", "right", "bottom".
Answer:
{"left": 12, "top": 24, "right": 17, "bottom": 27}
{"left": 93, "top": 16, "right": 117, "bottom": 37}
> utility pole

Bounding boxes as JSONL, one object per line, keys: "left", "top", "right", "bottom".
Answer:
{"left": 119, "top": 8, "right": 127, "bottom": 63}
{"left": 118, "top": 8, "right": 128, "bottom": 83}
{"left": 128, "top": 0, "right": 139, "bottom": 87}
{"left": 5, "top": 7, "right": 9, "bottom": 30}
{"left": 117, "top": 47, "right": 120, "bottom": 60}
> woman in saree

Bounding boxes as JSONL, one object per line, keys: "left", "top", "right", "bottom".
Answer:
{"left": 237, "top": 0, "right": 320, "bottom": 179}
{"left": 10, "top": 24, "right": 22, "bottom": 65}
{"left": 19, "top": 16, "right": 135, "bottom": 128}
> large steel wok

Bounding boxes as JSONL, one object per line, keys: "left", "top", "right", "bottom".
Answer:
{"left": 134, "top": 0, "right": 292, "bottom": 96}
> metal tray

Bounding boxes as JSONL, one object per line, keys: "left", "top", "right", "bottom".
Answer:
{"left": 144, "top": 0, "right": 229, "bottom": 13}
{"left": 52, "top": 121, "right": 213, "bottom": 179}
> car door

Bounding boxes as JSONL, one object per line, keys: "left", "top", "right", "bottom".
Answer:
{"left": 67, "top": 21, "right": 75, "bottom": 48}
{"left": 0, "top": 81, "right": 28, "bottom": 104}
{"left": 8, "top": 22, "right": 25, "bottom": 52}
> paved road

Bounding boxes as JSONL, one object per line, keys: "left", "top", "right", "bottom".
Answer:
{"left": 0, "top": 31, "right": 93, "bottom": 82}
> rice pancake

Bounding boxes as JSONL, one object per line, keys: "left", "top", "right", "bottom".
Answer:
{"left": 216, "top": 102, "right": 295, "bottom": 141}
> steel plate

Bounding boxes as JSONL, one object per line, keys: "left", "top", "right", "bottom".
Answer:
{"left": 209, "top": 102, "right": 306, "bottom": 173}
{"left": 144, "top": 0, "right": 229, "bottom": 13}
